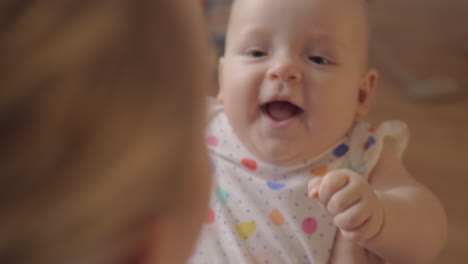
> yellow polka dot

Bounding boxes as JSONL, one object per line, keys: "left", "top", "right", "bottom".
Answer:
{"left": 236, "top": 222, "right": 256, "bottom": 239}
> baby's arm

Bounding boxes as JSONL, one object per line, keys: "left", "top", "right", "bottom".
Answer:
{"left": 309, "top": 144, "right": 447, "bottom": 264}
{"left": 362, "top": 143, "right": 448, "bottom": 263}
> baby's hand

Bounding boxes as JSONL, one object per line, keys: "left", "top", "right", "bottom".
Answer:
{"left": 308, "top": 169, "right": 384, "bottom": 243}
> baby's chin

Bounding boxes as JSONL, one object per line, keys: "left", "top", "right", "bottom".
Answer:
{"left": 247, "top": 136, "right": 324, "bottom": 167}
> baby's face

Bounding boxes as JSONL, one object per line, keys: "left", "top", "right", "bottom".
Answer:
{"left": 219, "top": 0, "right": 376, "bottom": 166}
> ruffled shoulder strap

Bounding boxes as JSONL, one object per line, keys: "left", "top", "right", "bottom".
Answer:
{"left": 347, "top": 120, "right": 410, "bottom": 179}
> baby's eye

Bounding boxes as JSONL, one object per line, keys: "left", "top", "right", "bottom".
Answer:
{"left": 249, "top": 50, "right": 267, "bottom": 57}
{"left": 308, "top": 56, "right": 330, "bottom": 65}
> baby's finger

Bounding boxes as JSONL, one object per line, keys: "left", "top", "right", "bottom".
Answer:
{"left": 327, "top": 183, "right": 362, "bottom": 216}
{"left": 308, "top": 177, "right": 322, "bottom": 199}
{"left": 340, "top": 211, "right": 383, "bottom": 242}
{"left": 334, "top": 200, "right": 370, "bottom": 231}
{"left": 318, "top": 170, "right": 350, "bottom": 207}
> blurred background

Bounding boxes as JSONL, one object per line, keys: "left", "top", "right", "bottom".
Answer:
{"left": 369, "top": 1, "right": 467, "bottom": 263}
{"left": 202, "top": 0, "right": 468, "bottom": 263}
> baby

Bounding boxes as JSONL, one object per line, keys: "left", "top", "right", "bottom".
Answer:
{"left": 192, "top": 0, "right": 448, "bottom": 263}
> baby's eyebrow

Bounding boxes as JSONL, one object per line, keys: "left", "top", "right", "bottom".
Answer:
{"left": 307, "top": 35, "right": 346, "bottom": 52}
{"left": 238, "top": 26, "right": 271, "bottom": 39}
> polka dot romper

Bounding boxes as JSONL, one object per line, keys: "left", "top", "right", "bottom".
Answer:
{"left": 190, "top": 98, "right": 409, "bottom": 264}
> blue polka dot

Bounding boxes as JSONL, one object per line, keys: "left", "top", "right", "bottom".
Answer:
{"left": 365, "top": 136, "right": 376, "bottom": 150}
{"left": 267, "top": 181, "right": 286, "bottom": 190}
{"left": 216, "top": 189, "right": 230, "bottom": 204}
{"left": 333, "top": 144, "right": 349, "bottom": 158}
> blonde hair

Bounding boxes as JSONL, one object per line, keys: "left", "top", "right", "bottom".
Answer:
{"left": 0, "top": 1, "right": 209, "bottom": 263}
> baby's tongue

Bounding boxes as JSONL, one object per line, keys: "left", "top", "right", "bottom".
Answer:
{"left": 266, "top": 102, "right": 297, "bottom": 121}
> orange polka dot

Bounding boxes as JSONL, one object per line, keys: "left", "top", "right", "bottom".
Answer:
{"left": 311, "top": 165, "right": 328, "bottom": 176}
{"left": 269, "top": 209, "right": 286, "bottom": 226}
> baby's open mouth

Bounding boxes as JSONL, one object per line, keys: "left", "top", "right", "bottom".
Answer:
{"left": 261, "top": 101, "right": 303, "bottom": 122}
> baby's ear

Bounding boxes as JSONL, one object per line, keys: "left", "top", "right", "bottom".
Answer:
{"left": 356, "top": 69, "right": 378, "bottom": 117}
{"left": 216, "top": 57, "right": 225, "bottom": 102}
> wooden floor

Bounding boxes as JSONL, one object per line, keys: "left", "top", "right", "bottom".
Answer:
{"left": 369, "top": 1, "right": 468, "bottom": 263}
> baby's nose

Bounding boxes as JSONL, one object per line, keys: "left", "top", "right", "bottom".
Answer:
{"left": 268, "top": 61, "right": 303, "bottom": 82}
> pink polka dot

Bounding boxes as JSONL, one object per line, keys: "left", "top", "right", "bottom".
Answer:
{"left": 206, "top": 136, "right": 218, "bottom": 146}
{"left": 302, "top": 217, "right": 318, "bottom": 235}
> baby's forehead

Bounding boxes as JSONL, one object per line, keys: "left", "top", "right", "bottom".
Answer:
{"left": 230, "top": 0, "right": 369, "bottom": 24}
{"left": 232, "top": 0, "right": 369, "bottom": 5}
{"left": 231, "top": 0, "right": 369, "bottom": 9}
{"left": 229, "top": 0, "right": 369, "bottom": 38}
